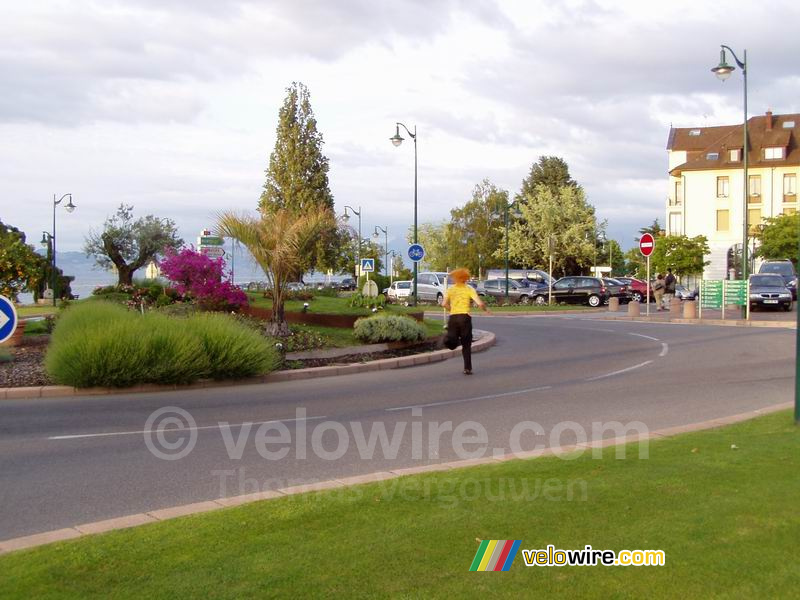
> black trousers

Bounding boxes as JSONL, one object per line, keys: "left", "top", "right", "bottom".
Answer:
{"left": 445, "top": 314, "right": 473, "bottom": 371}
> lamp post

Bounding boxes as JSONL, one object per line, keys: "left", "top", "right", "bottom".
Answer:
{"left": 373, "top": 225, "right": 388, "bottom": 278}
{"left": 344, "top": 205, "right": 361, "bottom": 280}
{"left": 503, "top": 200, "right": 521, "bottom": 303}
{"left": 388, "top": 250, "right": 397, "bottom": 285}
{"left": 712, "top": 44, "right": 748, "bottom": 319}
{"left": 390, "top": 122, "right": 418, "bottom": 306}
{"left": 50, "top": 193, "right": 76, "bottom": 306}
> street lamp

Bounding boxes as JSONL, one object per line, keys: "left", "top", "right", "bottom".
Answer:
{"left": 388, "top": 249, "right": 397, "bottom": 285}
{"left": 51, "top": 193, "right": 76, "bottom": 306}
{"left": 712, "top": 44, "right": 748, "bottom": 318}
{"left": 343, "top": 205, "right": 361, "bottom": 279}
{"left": 372, "top": 225, "right": 388, "bottom": 278}
{"left": 390, "top": 121, "right": 418, "bottom": 306}
{"left": 503, "top": 200, "right": 522, "bottom": 303}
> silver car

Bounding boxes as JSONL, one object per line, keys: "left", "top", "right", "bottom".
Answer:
{"left": 413, "top": 272, "right": 450, "bottom": 304}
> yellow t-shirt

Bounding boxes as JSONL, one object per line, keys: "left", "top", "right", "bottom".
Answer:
{"left": 446, "top": 284, "right": 480, "bottom": 315}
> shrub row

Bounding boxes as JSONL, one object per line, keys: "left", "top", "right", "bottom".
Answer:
{"left": 353, "top": 314, "right": 426, "bottom": 343}
{"left": 45, "top": 302, "right": 279, "bottom": 388}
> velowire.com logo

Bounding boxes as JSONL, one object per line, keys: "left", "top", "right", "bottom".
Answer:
{"left": 469, "top": 540, "right": 521, "bottom": 571}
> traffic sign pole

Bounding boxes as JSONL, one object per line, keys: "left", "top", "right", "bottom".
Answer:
{"left": 646, "top": 256, "right": 650, "bottom": 316}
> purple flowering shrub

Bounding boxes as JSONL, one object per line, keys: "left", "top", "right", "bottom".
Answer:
{"left": 160, "top": 248, "right": 247, "bottom": 311}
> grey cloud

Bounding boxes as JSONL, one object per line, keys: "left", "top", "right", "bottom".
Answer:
{"left": 0, "top": 0, "right": 504, "bottom": 125}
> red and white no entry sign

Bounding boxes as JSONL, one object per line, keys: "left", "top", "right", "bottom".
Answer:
{"left": 639, "top": 233, "right": 655, "bottom": 257}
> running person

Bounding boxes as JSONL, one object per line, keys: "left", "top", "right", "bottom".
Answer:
{"left": 442, "top": 268, "right": 490, "bottom": 375}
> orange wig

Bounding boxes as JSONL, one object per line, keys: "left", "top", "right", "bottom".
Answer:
{"left": 449, "top": 268, "right": 471, "bottom": 284}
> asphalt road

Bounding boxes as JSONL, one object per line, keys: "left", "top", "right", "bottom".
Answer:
{"left": 0, "top": 315, "right": 795, "bottom": 540}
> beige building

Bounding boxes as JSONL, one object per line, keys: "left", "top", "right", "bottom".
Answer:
{"left": 666, "top": 111, "right": 798, "bottom": 279}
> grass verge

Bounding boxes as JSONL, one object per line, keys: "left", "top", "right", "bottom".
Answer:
{"left": 2, "top": 411, "right": 798, "bottom": 598}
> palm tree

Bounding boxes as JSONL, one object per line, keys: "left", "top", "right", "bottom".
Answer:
{"left": 217, "top": 207, "right": 333, "bottom": 336}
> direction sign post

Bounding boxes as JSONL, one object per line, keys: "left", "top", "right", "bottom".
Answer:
{"left": 0, "top": 295, "right": 19, "bottom": 345}
{"left": 639, "top": 233, "right": 655, "bottom": 316}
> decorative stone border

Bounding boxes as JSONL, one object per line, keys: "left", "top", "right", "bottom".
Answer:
{"left": 0, "top": 400, "right": 790, "bottom": 555}
{"left": 0, "top": 330, "right": 495, "bottom": 400}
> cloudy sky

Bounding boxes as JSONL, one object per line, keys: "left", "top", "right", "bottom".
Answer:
{"left": 2, "top": 0, "right": 799, "bottom": 262}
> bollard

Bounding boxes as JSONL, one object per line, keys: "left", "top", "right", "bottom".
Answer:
{"left": 670, "top": 297, "right": 682, "bottom": 313}
{"left": 608, "top": 297, "right": 620, "bottom": 312}
{"left": 628, "top": 300, "right": 640, "bottom": 317}
{"left": 683, "top": 300, "right": 696, "bottom": 319}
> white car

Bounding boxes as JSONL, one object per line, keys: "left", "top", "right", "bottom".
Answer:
{"left": 386, "top": 280, "right": 412, "bottom": 303}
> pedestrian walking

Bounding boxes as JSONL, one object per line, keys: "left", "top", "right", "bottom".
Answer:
{"left": 663, "top": 268, "right": 676, "bottom": 310}
{"left": 442, "top": 268, "right": 490, "bottom": 375}
{"left": 653, "top": 273, "right": 666, "bottom": 311}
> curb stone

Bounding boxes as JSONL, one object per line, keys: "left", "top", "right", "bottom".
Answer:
{"left": 0, "top": 330, "right": 495, "bottom": 400}
{"left": 0, "top": 401, "right": 791, "bottom": 556}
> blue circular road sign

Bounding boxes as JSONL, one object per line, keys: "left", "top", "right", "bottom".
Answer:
{"left": 0, "top": 295, "right": 18, "bottom": 344}
{"left": 407, "top": 244, "right": 425, "bottom": 263}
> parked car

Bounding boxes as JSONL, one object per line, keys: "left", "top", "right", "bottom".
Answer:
{"left": 674, "top": 284, "right": 697, "bottom": 300}
{"left": 414, "top": 272, "right": 450, "bottom": 304}
{"left": 287, "top": 282, "right": 305, "bottom": 292}
{"left": 758, "top": 259, "right": 797, "bottom": 299}
{"left": 486, "top": 268, "right": 553, "bottom": 288}
{"left": 532, "top": 276, "right": 609, "bottom": 307}
{"left": 476, "top": 278, "right": 543, "bottom": 304}
{"left": 601, "top": 278, "right": 631, "bottom": 304}
{"left": 337, "top": 278, "right": 357, "bottom": 291}
{"left": 748, "top": 274, "right": 793, "bottom": 311}
{"left": 385, "top": 280, "right": 412, "bottom": 303}
{"left": 613, "top": 277, "right": 653, "bottom": 303}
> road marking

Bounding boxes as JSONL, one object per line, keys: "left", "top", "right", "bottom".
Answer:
{"left": 660, "top": 343, "right": 669, "bottom": 357}
{"left": 47, "top": 415, "right": 328, "bottom": 441}
{"left": 385, "top": 386, "right": 553, "bottom": 412}
{"left": 585, "top": 361, "right": 653, "bottom": 382}
{"left": 628, "top": 332, "right": 660, "bottom": 341}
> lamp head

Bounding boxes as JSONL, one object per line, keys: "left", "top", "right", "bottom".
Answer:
{"left": 40, "top": 232, "right": 49, "bottom": 246}
{"left": 390, "top": 125, "right": 404, "bottom": 147}
{"left": 65, "top": 195, "right": 76, "bottom": 212}
{"left": 711, "top": 48, "right": 735, "bottom": 81}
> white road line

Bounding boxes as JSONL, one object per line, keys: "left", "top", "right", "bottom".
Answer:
{"left": 660, "top": 343, "right": 669, "bottom": 357}
{"left": 47, "top": 415, "right": 328, "bottom": 441}
{"left": 628, "top": 332, "right": 660, "bottom": 341}
{"left": 385, "top": 386, "right": 553, "bottom": 412}
{"left": 585, "top": 361, "right": 653, "bottom": 382}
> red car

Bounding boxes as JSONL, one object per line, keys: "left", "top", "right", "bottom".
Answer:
{"left": 613, "top": 277, "right": 654, "bottom": 303}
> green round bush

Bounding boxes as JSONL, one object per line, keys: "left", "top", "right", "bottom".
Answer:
{"left": 353, "top": 314, "right": 426, "bottom": 343}
{"left": 45, "top": 302, "right": 280, "bottom": 388}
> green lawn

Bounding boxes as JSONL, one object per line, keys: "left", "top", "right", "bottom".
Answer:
{"left": 3, "top": 411, "right": 798, "bottom": 598}
{"left": 290, "top": 319, "right": 443, "bottom": 349}
{"left": 247, "top": 292, "right": 426, "bottom": 316}
{"left": 15, "top": 305, "right": 59, "bottom": 318}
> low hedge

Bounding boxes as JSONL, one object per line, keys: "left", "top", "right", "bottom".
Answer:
{"left": 45, "top": 302, "right": 279, "bottom": 388}
{"left": 353, "top": 314, "right": 427, "bottom": 343}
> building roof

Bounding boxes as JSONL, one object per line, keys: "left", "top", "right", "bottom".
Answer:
{"left": 668, "top": 111, "right": 800, "bottom": 175}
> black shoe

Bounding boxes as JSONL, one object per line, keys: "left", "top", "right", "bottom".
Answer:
{"left": 463, "top": 369, "right": 473, "bottom": 375}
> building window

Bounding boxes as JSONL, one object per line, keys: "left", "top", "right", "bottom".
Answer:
{"left": 729, "top": 149, "right": 741, "bottom": 162}
{"left": 672, "top": 181, "right": 683, "bottom": 206}
{"left": 669, "top": 212, "right": 682, "bottom": 235}
{"left": 748, "top": 208, "right": 761, "bottom": 231}
{"left": 765, "top": 147, "right": 785, "bottom": 160}
{"left": 706, "top": 152, "right": 719, "bottom": 160}
{"left": 784, "top": 207, "right": 797, "bottom": 216}
{"left": 716, "top": 210, "right": 729, "bottom": 231}
{"left": 748, "top": 175, "right": 761, "bottom": 203}
{"left": 785, "top": 174, "right": 797, "bottom": 201}
{"left": 689, "top": 129, "right": 701, "bottom": 136}
{"left": 716, "top": 176, "right": 729, "bottom": 198}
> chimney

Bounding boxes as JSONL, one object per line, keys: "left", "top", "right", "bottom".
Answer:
{"left": 766, "top": 110, "right": 773, "bottom": 130}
